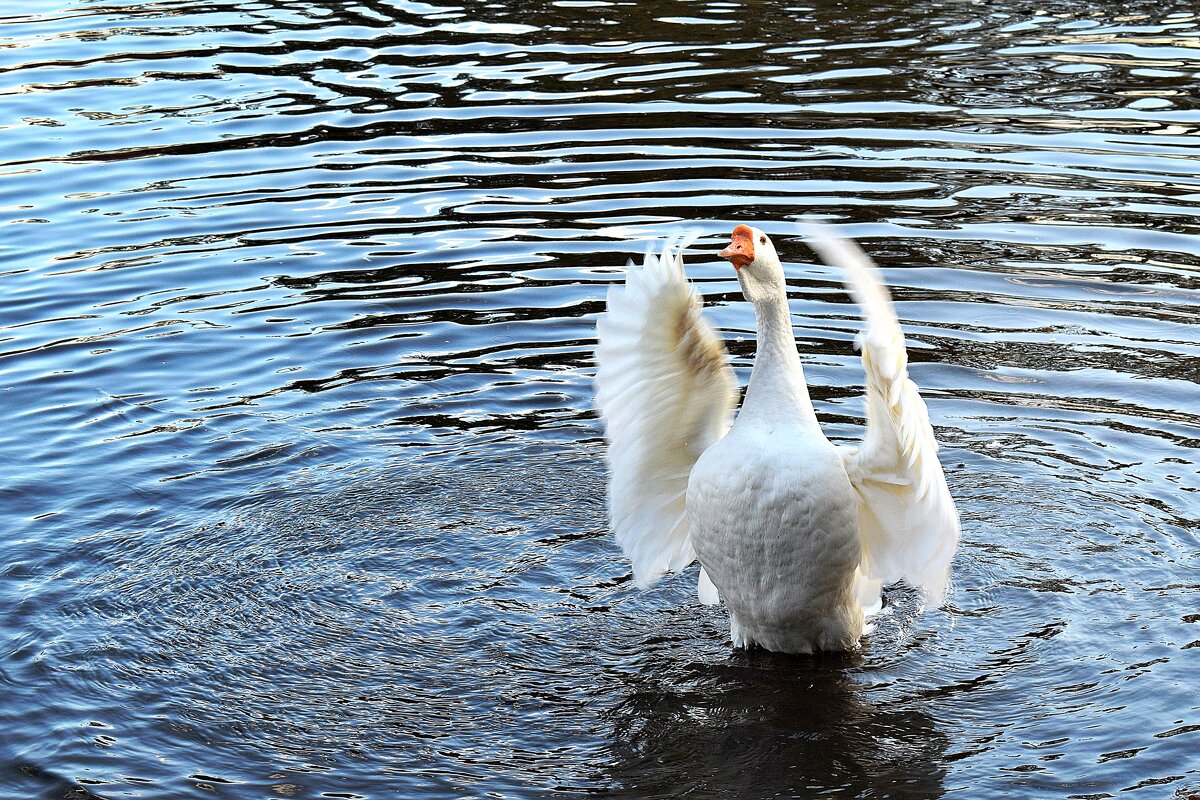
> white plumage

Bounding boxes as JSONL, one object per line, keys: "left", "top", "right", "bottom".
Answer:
{"left": 594, "top": 234, "right": 738, "bottom": 589}
{"left": 594, "top": 224, "right": 959, "bottom": 654}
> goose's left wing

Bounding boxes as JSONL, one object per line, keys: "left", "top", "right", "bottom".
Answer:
{"left": 595, "top": 237, "right": 738, "bottom": 596}
{"left": 805, "top": 226, "right": 960, "bottom": 610}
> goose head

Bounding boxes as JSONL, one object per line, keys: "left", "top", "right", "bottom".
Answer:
{"left": 718, "top": 224, "right": 785, "bottom": 304}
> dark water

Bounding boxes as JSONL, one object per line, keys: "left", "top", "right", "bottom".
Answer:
{"left": 2, "top": 0, "right": 1198, "bottom": 797}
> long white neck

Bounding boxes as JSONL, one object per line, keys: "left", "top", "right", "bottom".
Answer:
{"left": 740, "top": 291, "right": 819, "bottom": 426}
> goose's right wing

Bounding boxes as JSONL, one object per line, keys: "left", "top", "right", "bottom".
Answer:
{"left": 595, "top": 238, "right": 738, "bottom": 595}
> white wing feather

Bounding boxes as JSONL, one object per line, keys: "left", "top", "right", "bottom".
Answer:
{"left": 595, "top": 236, "right": 738, "bottom": 593}
{"left": 805, "top": 225, "right": 960, "bottom": 610}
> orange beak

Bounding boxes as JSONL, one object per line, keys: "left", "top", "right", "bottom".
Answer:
{"left": 718, "top": 224, "right": 755, "bottom": 270}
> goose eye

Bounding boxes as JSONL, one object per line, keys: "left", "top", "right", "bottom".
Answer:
{"left": 759, "top": 236, "right": 766, "bottom": 244}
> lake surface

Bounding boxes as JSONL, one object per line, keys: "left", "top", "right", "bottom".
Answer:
{"left": 1, "top": 0, "right": 1198, "bottom": 797}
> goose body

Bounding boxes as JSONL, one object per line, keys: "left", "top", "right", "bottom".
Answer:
{"left": 688, "top": 417, "right": 863, "bottom": 652}
{"left": 594, "top": 224, "right": 959, "bottom": 654}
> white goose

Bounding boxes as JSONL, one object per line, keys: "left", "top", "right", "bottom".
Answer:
{"left": 595, "top": 225, "right": 958, "bottom": 654}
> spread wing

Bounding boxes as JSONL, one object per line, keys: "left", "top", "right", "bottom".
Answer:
{"left": 594, "top": 236, "right": 738, "bottom": 596}
{"left": 805, "top": 226, "right": 960, "bottom": 610}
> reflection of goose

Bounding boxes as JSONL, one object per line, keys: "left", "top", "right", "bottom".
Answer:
{"left": 595, "top": 225, "right": 959, "bottom": 653}
{"left": 604, "top": 652, "right": 947, "bottom": 798}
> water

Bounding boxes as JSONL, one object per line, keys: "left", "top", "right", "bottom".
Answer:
{"left": 1, "top": 0, "right": 1198, "bottom": 796}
